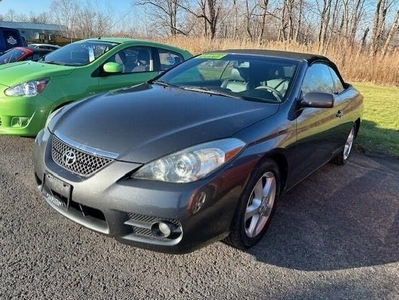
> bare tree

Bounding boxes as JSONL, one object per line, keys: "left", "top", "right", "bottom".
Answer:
{"left": 134, "top": 0, "right": 187, "bottom": 36}
{"left": 381, "top": 9, "right": 399, "bottom": 56}
{"left": 294, "top": 0, "right": 304, "bottom": 42}
{"left": 317, "top": 0, "right": 333, "bottom": 49}
{"left": 369, "top": 0, "right": 394, "bottom": 55}
{"left": 177, "top": 0, "right": 221, "bottom": 39}
{"left": 28, "top": 12, "right": 49, "bottom": 24}
{"left": 50, "top": 0, "right": 80, "bottom": 37}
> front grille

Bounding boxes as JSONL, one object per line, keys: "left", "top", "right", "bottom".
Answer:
{"left": 51, "top": 135, "right": 113, "bottom": 177}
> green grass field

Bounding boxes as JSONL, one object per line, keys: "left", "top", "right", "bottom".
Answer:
{"left": 354, "top": 83, "right": 399, "bottom": 157}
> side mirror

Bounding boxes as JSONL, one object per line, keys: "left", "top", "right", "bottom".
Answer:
{"left": 300, "top": 92, "right": 334, "bottom": 108}
{"left": 103, "top": 62, "right": 123, "bottom": 74}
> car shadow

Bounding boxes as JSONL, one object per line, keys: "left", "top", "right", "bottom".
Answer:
{"left": 356, "top": 120, "right": 399, "bottom": 159}
{"left": 247, "top": 151, "right": 399, "bottom": 271}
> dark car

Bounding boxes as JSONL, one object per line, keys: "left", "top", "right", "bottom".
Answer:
{"left": 0, "top": 46, "right": 52, "bottom": 64}
{"left": 0, "top": 27, "right": 25, "bottom": 54}
{"left": 33, "top": 49, "right": 363, "bottom": 254}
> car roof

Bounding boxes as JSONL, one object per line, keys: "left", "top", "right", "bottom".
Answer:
{"left": 29, "top": 43, "right": 60, "bottom": 48}
{"left": 13, "top": 46, "right": 50, "bottom": 53}
{"left": 212, "top": 49, "right": 330, "bottom": 64}
{"left": 81, "top": 37, "right": 191, "bottom": 54}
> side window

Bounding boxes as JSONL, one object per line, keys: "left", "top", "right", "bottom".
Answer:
{"left": 302, "top": 63, "right": 334, "bottom": 95}
{"left": 33, "top": 53, "right": 42, "bottom": 60}
{"left": 107, "top": 46, "right": 153, "bottom": 74}
{"left": 328, "top": 67, "right": 345, "bottom": 94}
{"left": 158, "top": 49, "right": 184, "bottom": 71}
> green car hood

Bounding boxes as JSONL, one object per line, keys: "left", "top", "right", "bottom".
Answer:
{"left": 0, "top": 61, "right": 76, "bottom": 87}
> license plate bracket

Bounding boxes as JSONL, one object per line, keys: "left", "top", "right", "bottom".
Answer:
{"left": 42, "top": 173, "right": 72, "bottom": 208}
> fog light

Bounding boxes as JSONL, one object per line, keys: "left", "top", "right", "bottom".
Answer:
{"left": 11, "top": 117, "right": 29, "bottom": 128}
{"left": 151, "top": 221, "right": 176, "bottom": 238}
{"left": 159, "top": 222, "right": 172, "bottom": 236}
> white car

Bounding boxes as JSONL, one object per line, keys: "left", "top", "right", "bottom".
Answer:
{"left": 28, "top": 43, "right": 61, "bottom": 50}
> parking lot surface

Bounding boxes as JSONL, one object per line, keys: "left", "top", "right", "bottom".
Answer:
{"left": 0, "top": 136, "right": 398, "bottom": 299}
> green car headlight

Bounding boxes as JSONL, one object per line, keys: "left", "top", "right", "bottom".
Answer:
{"left": 133, "top": 138, "right": 246, "bottom": 183}
{"left": 5, "top": 78, "right": 50, "bottom": 97}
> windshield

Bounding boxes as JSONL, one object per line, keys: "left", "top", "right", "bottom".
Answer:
{"left": 42, "top": 40, "right": 118, "bottom": 66}
{"left": 0, "top": 48, "right": 27, "bottom": 64}
{"left": 158, "top": 53, "right": 299, "bottom": 103}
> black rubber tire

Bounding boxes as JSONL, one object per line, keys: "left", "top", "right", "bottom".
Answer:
{"left": 332, "top": 124, "right": 356, "bottom": 165}
{"left": 224, "top": 159, "right": 280, "bottom": 250}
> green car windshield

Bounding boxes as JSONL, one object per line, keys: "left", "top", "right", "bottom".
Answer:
{"left": 42, "top": 40, "right": 118, "bottom": 66}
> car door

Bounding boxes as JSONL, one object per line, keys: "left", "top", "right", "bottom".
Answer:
{"left": 289, "top": 62, "right": 344, "bottom": 182}
{"left": 328, "top": 66, "right": 354, "bottom": 152}
{"left": 96, "top": 46, "right": 174, "bottom": 93}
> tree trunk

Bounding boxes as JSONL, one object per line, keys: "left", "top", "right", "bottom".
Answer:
{"left": 381, "top": 10, "right": 399, "bottom": 57}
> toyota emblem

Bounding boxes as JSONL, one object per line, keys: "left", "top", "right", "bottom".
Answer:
{"left": 62, "top": 149, "right": 77, "bottom": 166}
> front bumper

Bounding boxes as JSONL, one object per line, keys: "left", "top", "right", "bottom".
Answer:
{"left": 33, "top": 129, "right": 251, "bottom": 253}
{"left": 0, "top": 93, "right": 51, "bottom": 136}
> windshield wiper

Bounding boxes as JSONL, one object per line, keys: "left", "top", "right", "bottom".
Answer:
{"left": 43, "top": 60, "right": 66, "bottom": 66}
{"left": 151, "top": 80, "right": 172, "bottom": 87}
{"left": 180, "top": 86, "right": 243, "bottom": 100}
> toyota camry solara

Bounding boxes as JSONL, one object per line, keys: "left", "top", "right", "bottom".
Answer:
{"left": 33, "top": 50, "right": 363, "bottom": 253}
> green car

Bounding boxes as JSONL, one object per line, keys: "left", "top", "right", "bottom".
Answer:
{"left": 0, "top": 37, "right": 192, "bottom": 136}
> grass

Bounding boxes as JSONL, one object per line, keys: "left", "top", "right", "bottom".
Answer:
{"left": 354, "top": 83, "right": 399, "bottom": 157}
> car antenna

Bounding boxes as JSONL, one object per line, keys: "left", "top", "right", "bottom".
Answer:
{"left": 109, "top": 8, "right": 134, "bottom": 31}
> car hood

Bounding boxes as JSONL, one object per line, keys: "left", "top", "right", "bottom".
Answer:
{"left": 0, "top": 61, "right": 75, "bottom": 86}
{"left": 52, "top": 84, "right": 279, "bottom": 163}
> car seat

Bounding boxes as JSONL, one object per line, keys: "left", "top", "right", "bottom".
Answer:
{"left": 133, "top": 50, "right": 150, "bottom": 72}
{"left": 221, "top": 67, "right": 250, "bottom": 92}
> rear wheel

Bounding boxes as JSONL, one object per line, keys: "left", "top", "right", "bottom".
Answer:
{"left": 225, "top": 160, "right": 280, "bottom": 250}
{"left": 332, "top": 124, "right": 356, "bottom": 165}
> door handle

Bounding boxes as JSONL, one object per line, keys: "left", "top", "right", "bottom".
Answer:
{"left": 336, "top": 110, "right": 343, "bottom": 118}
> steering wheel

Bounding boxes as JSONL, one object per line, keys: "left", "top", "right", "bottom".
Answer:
{"left": 255, "top": 86, "right": 283, "bottom": 102}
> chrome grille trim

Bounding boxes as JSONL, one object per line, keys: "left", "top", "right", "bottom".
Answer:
{"left": 51, "top": 135, "right": 114, "bottom": 177}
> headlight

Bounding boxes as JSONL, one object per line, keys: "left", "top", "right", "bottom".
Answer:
{"left": 5, "top": 78, "right": 50, "bottom": 97}
{"left": 133, "top": 138, "right": 245, "bottom": 183}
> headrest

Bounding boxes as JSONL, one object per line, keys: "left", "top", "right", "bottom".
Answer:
{"left": 268, "top": 64, "right": 285, "bottom": 79}
{"left": 231, "top": 67, "right": 249, "bottom": 81}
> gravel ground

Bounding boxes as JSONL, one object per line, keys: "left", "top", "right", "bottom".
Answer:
{"left": 0, "top": 136, "right": 398, "bottom": 300}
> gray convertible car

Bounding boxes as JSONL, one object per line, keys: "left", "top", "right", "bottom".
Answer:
{"left": 33, "top": 50, "right": 363, "bottom": 253}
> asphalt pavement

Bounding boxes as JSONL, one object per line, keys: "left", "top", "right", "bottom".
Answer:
{"left": 0, "top": 136, "right": 398, "bottom": 299}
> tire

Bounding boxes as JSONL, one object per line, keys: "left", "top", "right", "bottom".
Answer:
{"left": 225, "top": 159, "right": 280, "bottom": 250}
{"left": 332, "top": 124, "right": 356, "bottom": 165}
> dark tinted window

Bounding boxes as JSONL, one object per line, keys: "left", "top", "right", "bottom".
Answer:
{"left": 329, "top": 67, "right": 345, "bottom": 94}
{"left": 158, "top": 49, "right": 184, "bottom": 71}
{"left": 302, "top": 63, "right": 334, "bottom": 95}
{"left": 107, "top": 46, "right": 153, "bottom": 74}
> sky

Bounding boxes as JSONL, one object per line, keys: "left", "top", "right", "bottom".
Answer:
{"left": 0, "top": 0, "right": 134, "bottom": 20}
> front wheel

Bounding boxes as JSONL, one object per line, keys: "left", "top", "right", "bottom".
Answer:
{"left": 332, "top": 124, "right": 356, "bottom": 165}
{"left": 225, "top": 160, "right": 280, "bottom": 250}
